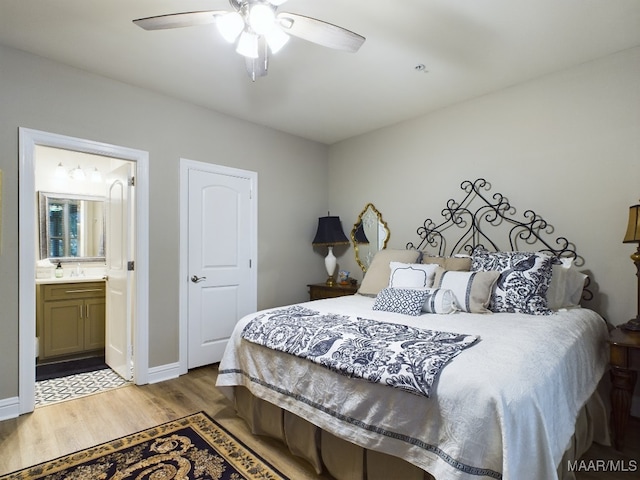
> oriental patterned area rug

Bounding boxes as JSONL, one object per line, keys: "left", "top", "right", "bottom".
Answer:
{"left": 1, "top": 412, "right": 289, "bottom": 480}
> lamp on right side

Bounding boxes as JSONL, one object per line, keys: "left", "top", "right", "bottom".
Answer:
{"left": 622, "top": 202, "right": 640, "bottom": 331}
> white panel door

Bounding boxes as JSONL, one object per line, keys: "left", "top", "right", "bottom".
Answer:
{"left": 105, "top": 163, "right": 133, "bottom": 381}
{"left": 188, "top": 168, "right": 253, "bottom": 368}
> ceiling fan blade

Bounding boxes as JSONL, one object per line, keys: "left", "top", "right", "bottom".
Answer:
{"left": 277, "top": 13, "right": 365, "bottom": 52}
{"left": 245, "top": 38, "right": 269, "bottom": 81}
{"left": 133, "top": 11, "right": 227, "bottom": 30}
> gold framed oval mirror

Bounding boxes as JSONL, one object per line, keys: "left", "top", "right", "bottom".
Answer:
{"left": 351, "top": 203, "right": 390, "bottom": 272}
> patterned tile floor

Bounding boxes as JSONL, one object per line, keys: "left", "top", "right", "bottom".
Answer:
{"left": 35, "top": 368, "right": 131, "bottom": 407}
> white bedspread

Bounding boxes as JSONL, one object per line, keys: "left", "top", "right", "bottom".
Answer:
{"left": 216, "top": 295, "right": 609, "bottom": 480}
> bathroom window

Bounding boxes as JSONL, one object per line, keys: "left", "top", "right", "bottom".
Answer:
{"left": 47, "top": 199, "right": 80, "bottom": 258}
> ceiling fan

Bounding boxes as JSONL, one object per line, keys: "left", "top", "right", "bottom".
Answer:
{"left": 133, "top": 0, "right": 366, "bottom": 81}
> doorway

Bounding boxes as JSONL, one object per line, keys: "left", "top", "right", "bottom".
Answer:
{"left": 18, "top": 128, "right": 150, "bottom": 414}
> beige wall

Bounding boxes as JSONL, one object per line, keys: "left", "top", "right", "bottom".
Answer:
{"left": 330, "top": 46, "right": 640, "bottom": 325}
{"left": 328, "top": 46, "right": 640, "bottom": 413}
{"left": 0, "top": 45, "right": 329, "bottom": 401}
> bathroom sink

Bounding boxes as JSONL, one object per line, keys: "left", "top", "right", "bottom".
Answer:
{"left": 35, "top": 276, "right": 106, "bottom": 285}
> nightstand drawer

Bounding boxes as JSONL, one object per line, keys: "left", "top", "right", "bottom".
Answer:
{"left": 308, "top": 283, "right": 358, "bottom": 301}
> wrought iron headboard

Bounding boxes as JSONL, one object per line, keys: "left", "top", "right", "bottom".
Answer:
{"left": 405, "top": 178, "right": 592, "bottom": 301}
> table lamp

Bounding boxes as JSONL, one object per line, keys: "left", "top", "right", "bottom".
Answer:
{"left": 312, "top": 214, "right": 349, "bottom": 286}
{"left": 622, "top": 203, "right": 640, "bottom": 331}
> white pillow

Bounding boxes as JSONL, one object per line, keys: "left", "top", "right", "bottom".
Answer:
{"left": 388, "top": 262, "right": 439, "bottom": 289}
{"left": 422, "top": 288, "right": 458, "bottom": 314}
{"left": 358, "top": 249, "right": 421, "bottom": 296}
{"left": 548, "top": 258, "right": 588, "bottom": 310}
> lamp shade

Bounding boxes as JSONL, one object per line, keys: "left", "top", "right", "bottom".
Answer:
{"left": 312, "top": 216, "right": 349, "bottom": 246}
{"left": 623, "top": 204, "right": 640, "bottom": 243}
{"left": 353, "top": 222, "right": 369, "bottom": 244}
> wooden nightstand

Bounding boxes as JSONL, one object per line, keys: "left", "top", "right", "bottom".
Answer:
{"left": 609, "top": 327, "right": 640, "bottom": 450}
{"left": 308, "top": 282, "right": 358, "bottom": 301}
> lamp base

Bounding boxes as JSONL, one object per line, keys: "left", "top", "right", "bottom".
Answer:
{"left": 621, "top": 318, "right": 640, "bottom": 332}
{"left": 324, "top": 246, "right": 337, "bottom": 287}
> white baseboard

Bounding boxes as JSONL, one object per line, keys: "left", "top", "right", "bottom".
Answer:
{"left": 147, "top": 362, "right": 181, "bottom": 384}
{"left": 0, "top": 396, "right": 20, "bottom": 421}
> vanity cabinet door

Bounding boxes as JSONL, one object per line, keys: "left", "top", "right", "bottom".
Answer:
{"left": 43, "top": 299, "right": 85, "bottom": 358}
{"left": 84, "top": 297, "right": 106, "bottom": 351}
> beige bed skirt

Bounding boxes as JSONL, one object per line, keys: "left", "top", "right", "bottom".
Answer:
{"left": 233, "top": 385, "right": 610, "bottom": 480}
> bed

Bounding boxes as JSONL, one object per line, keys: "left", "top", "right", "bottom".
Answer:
{"left": 216, "top": 179, "right": 610, "bottom": 480}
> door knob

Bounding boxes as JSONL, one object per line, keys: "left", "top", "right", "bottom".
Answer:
{"left": 191, "top": 275, "right": 207, "bottom": 283}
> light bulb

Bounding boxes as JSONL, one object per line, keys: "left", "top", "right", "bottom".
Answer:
{"left": 217, "top": 11, "right": 244, "bottom": 43}
{"left": 55, "top": 162, "right": 66, "bottom": 179}
{"left": 91, "top": 167, "right": 102, "bottom": 183}
{"left": 266, "top": 27, "right": 289, "bottom": 54}
{"left": 71, "top": 165, "right": 85, "bottom": 181}
{"left": 236, "top": 31, "right": 259, "bottom": 58}
{"left": 248, "top": 4, "right": 276, "bottom": 35}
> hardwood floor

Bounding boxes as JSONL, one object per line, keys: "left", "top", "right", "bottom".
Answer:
{"left": 0, "top": 365, "right": 328, "bottom": 479}
{"left": 0, "top": 365, "right": 637, "bottom": 479}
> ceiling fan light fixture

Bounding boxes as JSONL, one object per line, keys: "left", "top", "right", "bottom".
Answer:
{"left": 236, "top": 30, "right": 259, "bottom": 58}
{"left": 217, "top": 11, "right": 244, "bottom": 42}
{"left": 265, "top": 27, "right": 289, "bottom": 54}
{"left": 248, "top": 4, "right": 276, "bottom": 35}
{"left": 133, "top": 1, "right": 365, "bottom": 79}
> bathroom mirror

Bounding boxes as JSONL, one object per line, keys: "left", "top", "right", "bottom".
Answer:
{"left": 351, "top": 203, "right": 390, "bottom": 272}
{"left": 39, "top": 191, "right": 106, "bottom": 262}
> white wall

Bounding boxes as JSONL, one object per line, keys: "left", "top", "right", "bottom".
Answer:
{"left": 329, "top": 46, "right": 640, "bottom": 413}
{"left": 0, "top": 44, "right": 329, "bottom": 401}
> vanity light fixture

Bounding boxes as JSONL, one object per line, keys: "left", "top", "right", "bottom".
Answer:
{"left": 54, "top": 162, "right": 102, "bottom": 182}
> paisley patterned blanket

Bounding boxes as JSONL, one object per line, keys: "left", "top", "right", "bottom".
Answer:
{"left": 241, "top": 305, "right": 479, "bottom": 397}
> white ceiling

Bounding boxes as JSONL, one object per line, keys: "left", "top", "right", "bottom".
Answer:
{"left": 1, "top": 0, "right": 639, "bottom": 144}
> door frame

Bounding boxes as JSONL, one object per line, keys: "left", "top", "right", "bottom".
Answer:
{"left": 178, "top": 159, "right": 258, "bottom": 374}
{"left": 18, "top": 128, "right": 150, "bottom": 414}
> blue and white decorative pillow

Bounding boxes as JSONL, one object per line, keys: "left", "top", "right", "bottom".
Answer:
{"left": 373, "top": 288, "right": 428, "bottom": 316}
{"left": 471, "top": 248, "right": 554, "bottom": 315}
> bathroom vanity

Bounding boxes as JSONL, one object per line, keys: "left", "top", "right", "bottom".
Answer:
{"left": 35, "top": 277, "right": 106, "bottom": 362}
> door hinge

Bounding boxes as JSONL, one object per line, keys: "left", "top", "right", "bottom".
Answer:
{"left": 128, "top": 176, "right": 135, "bottom": 187}
{"left": 128, "top": 261, "right": 135, "bottom": 271}
{"left": 249, "top": 259, "right": 252, "bottom": 268}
